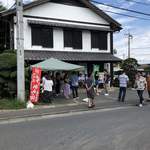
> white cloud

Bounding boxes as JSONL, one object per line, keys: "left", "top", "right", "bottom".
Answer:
{"left": 114, "top": 26, "right": 150, "bottom": 64}
{"left": 116, "top": 17, "right": 137, "bottom": 24}
{"left": 0, "top": 0, "right": 32, "bottom": 8}
{"left": 95, "top": 2, "right": 150, "bottom": 64}
{"left": 0, "top": 0, "right": 149, "bottom": 64}
{"left": 0, "top": 0, "right": 15, "bottom": 8}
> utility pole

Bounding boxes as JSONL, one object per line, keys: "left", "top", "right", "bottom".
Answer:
{"left": 125, "top": 32, "right": 133, "bottom": 58}
{"left": 16, "top": 0, "right": 25, "bottom": 101}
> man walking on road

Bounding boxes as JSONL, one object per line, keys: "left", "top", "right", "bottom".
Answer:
{"left": 118, "top": 71, "right": 129, "bottom": 102}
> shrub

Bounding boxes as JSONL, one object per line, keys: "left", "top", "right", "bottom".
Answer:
{"left": 120, "top": 58, "right": 139, "bottom": 87}
{"left": 0, "top": 50, "right": 30, "bottom": 98}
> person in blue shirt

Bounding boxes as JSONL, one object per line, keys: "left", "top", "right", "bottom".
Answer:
{"left": 70, "top": 72, "right": 79, "bottom": 99}
{"left": 118, "top": 71, "right": 129, "bottom": 102}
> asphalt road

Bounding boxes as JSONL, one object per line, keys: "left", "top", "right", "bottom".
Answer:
{"left": 0, "top": 106, "right": 150, "bottom": 150}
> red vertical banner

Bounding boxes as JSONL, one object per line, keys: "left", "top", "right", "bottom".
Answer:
{"left": 29, "top": 67, "right": 42, "bottom": 103}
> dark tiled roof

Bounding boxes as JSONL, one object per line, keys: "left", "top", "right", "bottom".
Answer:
{"left": 24, "top": 50, "right": 122, "bottom": 62}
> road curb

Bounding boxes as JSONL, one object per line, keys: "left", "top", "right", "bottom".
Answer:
{"left": 0, "top": 103, "right": 135, "bottom": 124}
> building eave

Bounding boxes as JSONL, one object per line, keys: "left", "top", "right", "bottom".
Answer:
{"left": 24, "top": 50, "right": 122, "bottom": 62}
{"left": 0, "top": 0, "right": 122, "bottom": 31}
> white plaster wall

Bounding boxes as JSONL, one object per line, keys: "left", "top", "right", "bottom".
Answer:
{"left": 23, "top": 24, "right": 110, "bottom": 52}
{"left": 82, "top": 30, "right": 91, "bottom": 51}
{"left": 14, "top": 2, "right": 112, "bottom": 52}
{"left": 14, "top": 17, "right": 31, "bottom": 50}
{"left": 13, "top": 16, "right": 17, "bottom": 49}
{"left": 107, "top": 32, "right": 111, "bottom": 53}
{"left": 104, "top": 63, "right": 111, "bottom": 73}
{"left": 24, "top": 18, "right": 31, "bottom": 49}
{"left": 14, "top": 24, "right": 17, "bottom": 49}
{"left": 24, "top": 2, "right": 109, "bottom": 25}
{"left": 53, "top": 28, "right": 63, "bottom": 50}
{"left": 14, "top": 18, "right": 110, "bottom": 52}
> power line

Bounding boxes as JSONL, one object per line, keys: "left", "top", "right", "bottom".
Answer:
{"left": 125, "top": 0, "right": 150, "bottom": 6}
{"left": 92, "top": 0, "right": 150, "bottom": 17}
{"left": 132, "top": 47, "right": 150, "bottom": 49}
{"left": 130, "top": 53, "right": 150, "bottom": 56}
{"left": 104, "top": 10, "right": 150, "bottom": 21}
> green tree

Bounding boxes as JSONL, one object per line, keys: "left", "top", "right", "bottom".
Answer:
{"left": 121, "top": 58, "right": 139, "bottom": 87}
{"left": 0, "top": 2, "right": 6, "bottom": 12}
{"left": 0, "top": 50, "right": 30, "bottom": 98}
{"left": 113, "top": 49, "right": 117, "bottom": 54}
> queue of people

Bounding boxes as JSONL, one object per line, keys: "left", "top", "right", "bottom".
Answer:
{"left": 94, "top": 70, "right": 111, "bottom": 96}
{"left": 40, "top": 70, "right": 111, "bottom": 108}
{"left": 41, "top": 72, "right": 80, "bottom": 102}
{"left": 40, "top": 70, "right": 150, "bottom": 108}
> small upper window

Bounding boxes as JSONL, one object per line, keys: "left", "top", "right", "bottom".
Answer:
{"left": 91, "top": 31, "right": 107, "bottom": 50}
{"left": 31, "top": 25, "right": 53, "bottom": 48}
{"left": 64, "top": 28, "right": 82, "bottom": 49}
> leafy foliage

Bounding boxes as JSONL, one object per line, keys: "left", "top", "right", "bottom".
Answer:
{"left": 144, "top": 66, "right": 150, "bottom": 72}
{"left": 0, "top": 52, "right": 16, "bottom": 69}
{"left": 0, "top": 2, "right": 6, "bottom": 12}
{"left": 0, "top": 50, "right": 30, "bottom": 98}
{"left": 113, "top": 49, "right": 117, "bottom": 54}
{"left": 0, "top": 51, "right": 16, "bottom": 78}
{"left": 0, "top": 99, "right": 26, "bottom": 109}
{"left": 121, "top": 58, "right": 139, "bottom": 87}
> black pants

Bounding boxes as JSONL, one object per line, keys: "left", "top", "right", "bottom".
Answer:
{"left": 55, "top": 83, "right": 60, "bottom": 94}
{"left": 137, "top": 90, "right": 144, "bottom": 104}
{"left": 72, "top": 86, "right": 78, "bottom": 98}
{"left": 148, "top": 90, "right": 150, "bottom": 98}
{"left": 42, "top": 91, "right": 52, "bottom": 103}
{"left": 118, "top": 87, "right": 126, "bottom": 102}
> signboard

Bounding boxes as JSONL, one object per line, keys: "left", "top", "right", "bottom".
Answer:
{"left": 29, "top": 67, "right": 42, "bottom": 103}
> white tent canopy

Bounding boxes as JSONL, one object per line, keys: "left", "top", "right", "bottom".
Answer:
{"left": 31, "top": 58, "right": 84, "bottom": 71}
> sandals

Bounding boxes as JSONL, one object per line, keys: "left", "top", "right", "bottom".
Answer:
{"left": 88, "top": 104, "right": 95, "bottom": 108}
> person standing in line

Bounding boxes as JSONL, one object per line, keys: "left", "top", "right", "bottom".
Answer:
{"left": 118, "top": 71, "right": 129, "bottom": 102}
{"left": 41, "top": 73, "right": 47, "bottom": 92}
{"left": 70, "top": 72, "right": 79, "bottom": 99}
{"left": 94, "top": 71, "right": 100, "bottom": 95}
{"left": 135, "top": 72, "right": 147, "bottom": 107}
{"left": 55, "top": 72, "right": 61, "bottom": 96}
{"left": 43, "top": 75, "right": 54, "bottom": 103}
{"left": 98, "top": 72, "right": 104, "bottom": 93}
{"left": 63, "top": 73, "right": 71, "bottom": 99}
{"left": 146, "top": 73, "right": 150, "bottom": 100}
{"left": 85, "top": 73, "right": 95, "bottom": 108}
{"left": 103, "top": 69, "right": 111, "bottom": 96}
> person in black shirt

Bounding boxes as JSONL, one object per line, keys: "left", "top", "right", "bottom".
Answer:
{"left": 85, "top": 73, "right": 95, "bottom": 108}
{"left": 94, "top": 71, "right": 99, "bottom": 95}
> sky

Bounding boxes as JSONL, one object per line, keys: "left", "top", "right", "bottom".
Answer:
{"left": 96, "top": 0, "right": 150, "bottom": 64}
{"left": 1, "top": 0, "right": 150, "bottom": 64}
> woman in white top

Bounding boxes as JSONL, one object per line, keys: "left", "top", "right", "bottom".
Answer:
{"left": 43, "top": 75, "right": 54, "bottom": 103}
{"left": 135, "top": 72, "right": 147, "bottom": 107}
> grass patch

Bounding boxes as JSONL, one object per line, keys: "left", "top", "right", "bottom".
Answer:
{"left": 0, "top": 99, "right": 26, "bottom": 110}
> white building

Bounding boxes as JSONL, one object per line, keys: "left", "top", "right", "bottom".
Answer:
{"left": 0, "top": 0, "right": 122, "bottom": 75}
